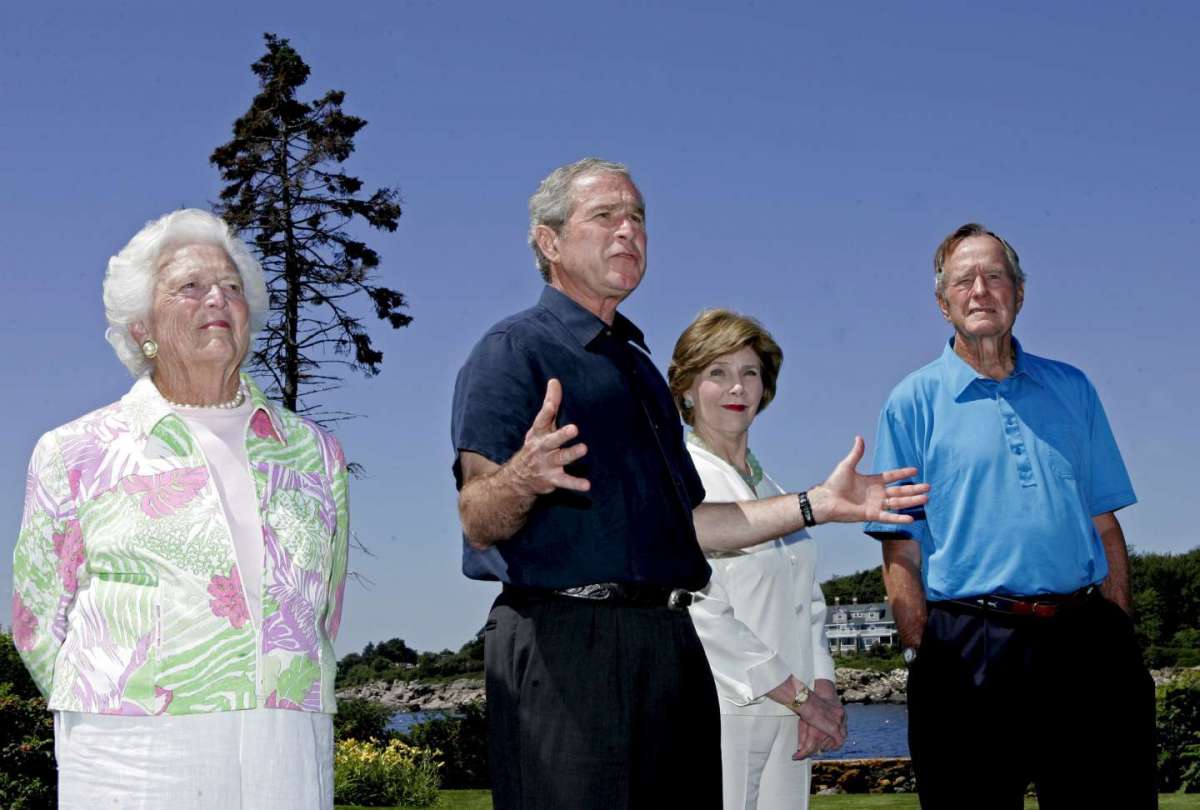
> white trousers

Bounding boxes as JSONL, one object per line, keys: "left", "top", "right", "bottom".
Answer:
{"left": 719, "top": 713, "right": 812, "bottom": 810}
{"left": 55, "top": 709, "right": 333, "bottom": 810}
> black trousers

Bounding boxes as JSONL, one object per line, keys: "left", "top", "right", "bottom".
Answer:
{"left": 483, "top": 589, "right": 722, "bottom": 810}
{"left": 908, "top": 592, "right": 1157, "bottom": 810}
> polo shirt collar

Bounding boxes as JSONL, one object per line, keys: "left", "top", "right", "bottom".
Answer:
{"left": 538, "top": 285, "right": 649, "bottom": 352}
{"left": 941, "top": 335, "right": 1035, "bottom": 398}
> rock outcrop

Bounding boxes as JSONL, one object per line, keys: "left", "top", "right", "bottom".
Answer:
{"left": 811, "top": 758, "right": 915, "bottom": 794}
{"left": 834, "top": 667, "right": 908, "bottom": 704}
{"left": 337, "top": 677, "right": 485, "bottom": 711}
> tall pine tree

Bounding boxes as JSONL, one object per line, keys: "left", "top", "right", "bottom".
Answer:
{"left": 211, "top": 33, "right": 409, "bottom": 415}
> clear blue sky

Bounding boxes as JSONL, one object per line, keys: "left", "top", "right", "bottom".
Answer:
{"left": 3, "top": 1, "right": 1198, "bottom": 656}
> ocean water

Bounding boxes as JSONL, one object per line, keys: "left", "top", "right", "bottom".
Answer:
{"left": 390, "top": 703, "right": 910, "bottom": 760}
{"left": 388, "top": 710, "right": 451, "bottom": 734}
{"left": 815, "top": 703, "right": 909, "bottom": 760}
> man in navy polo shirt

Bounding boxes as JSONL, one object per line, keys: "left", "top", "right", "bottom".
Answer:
{"left": 451, "top": 157, "right": 930, "bottom": 810}
{"left": 866, "top": 223, "right": 1155, "bottom": 810}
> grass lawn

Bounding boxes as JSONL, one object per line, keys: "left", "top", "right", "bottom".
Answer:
{"left": 338, "top": 790, "right": 1200, "bottom": 809}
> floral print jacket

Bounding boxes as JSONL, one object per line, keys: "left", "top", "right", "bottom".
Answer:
{"left": 12, "top": 374, "right": 349, "bottom": 716}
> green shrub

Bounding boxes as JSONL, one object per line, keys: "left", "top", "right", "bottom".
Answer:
{"left": 0, "top": 683, "right": 56, "bottom": 810}
{"left": 335, "top": 697, "right": 399, "bottom": 743}
{"left": 1157, "top": 671, "right": 1200, "bottom": 792}
{"left": 832, "top": 648, "right": 904, "bottom": 672}
{"left": 334, "top": 737, "right": 442, "bottom": 807}
{"left": 404, "top": 701, "right": 489, "bottom": 789}
{"left": 1, "top": 631, "right": 41, "bottom": 700}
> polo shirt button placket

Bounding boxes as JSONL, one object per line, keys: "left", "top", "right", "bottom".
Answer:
{"left": 998, "top": 395, "right": 1036, "bottom": 487}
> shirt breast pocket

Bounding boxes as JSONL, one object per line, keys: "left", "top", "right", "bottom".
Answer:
{"left": 1037, "top": 423, "right": 1083, "bottom": 481}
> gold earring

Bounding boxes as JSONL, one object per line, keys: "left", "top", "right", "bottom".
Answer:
{"left": 140, "top": 338, "right": 159, "bottom": 359}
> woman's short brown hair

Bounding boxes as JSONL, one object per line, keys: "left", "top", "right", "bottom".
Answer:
{"left": 668, "top": 309, "right": 783, "bottom": 426}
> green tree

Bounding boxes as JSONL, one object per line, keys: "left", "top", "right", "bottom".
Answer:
{"left": 0, "top": 633, "right": 54, "bottom": 809}
{"left": 1130, "top": 547, "right": 1200, "bottom": 667}
{"left": 333, "top": 696, "right": 398, "bottom": 743}
{"left": 374, "top": 637, "right": 419, "bottom": 666}
{"left": 1, "top": 632, "right": 41, "bottom": 700}
{"left": 210, "top": 33, "right": 409, "bottom": 415}
{"left": 820, "top": 566, "right": 887, "bottom": 605}
{"left": 404, "top": 701, "right": 489, "bottom": 789}
{"left": 1157, "top": 671, "right": 1200, "bottom": 792}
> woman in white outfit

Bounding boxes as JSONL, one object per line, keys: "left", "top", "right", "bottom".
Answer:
{"left": 668, "top": 309, "right": 845, "bottom": 810}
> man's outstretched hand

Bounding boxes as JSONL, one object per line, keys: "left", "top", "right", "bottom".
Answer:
{"left": 809, "top": 436, "right": 929, "bottom": 525}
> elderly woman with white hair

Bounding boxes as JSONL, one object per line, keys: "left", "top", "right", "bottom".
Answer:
{"left": 11, "top": 209, "right": 350, "bottom": 809}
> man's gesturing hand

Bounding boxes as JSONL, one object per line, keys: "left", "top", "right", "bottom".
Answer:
{"left": 809, "top": 436, "right": 930, "bottom": 525}
{"left": 457, "top": 379, "right": 589, "bottom": 549}
{"left": 511, "top": 378, "right": 590, "bottom": 496}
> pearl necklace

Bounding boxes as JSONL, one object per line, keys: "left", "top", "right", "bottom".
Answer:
{"left": 164, "top": 387, "right": 246, "bottom": 410}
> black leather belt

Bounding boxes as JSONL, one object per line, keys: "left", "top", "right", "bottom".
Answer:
{"left": 940, "top": 585, "right": 1098, "bottom": 619}
{"left": 505, "top": 582, "right": 695, "bottom": 611}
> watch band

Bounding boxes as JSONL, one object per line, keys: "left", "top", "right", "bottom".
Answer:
{"left": 790, "top": 681, "right": 812, "bottom": 709}
{"left": 797, "top": 491, "right": 816, "bottom": 527}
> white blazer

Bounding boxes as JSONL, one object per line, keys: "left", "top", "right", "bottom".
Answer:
{"left": 687, "top": 440, "right": 836, "bottom": 716}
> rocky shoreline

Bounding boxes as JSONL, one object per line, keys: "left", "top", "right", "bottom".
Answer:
{"left": 338, "top": 677, "right": 487, "bottom": 712}
{"left": 336, "top": 666, "right": 1193, "bottom": 713}
{"left": 335, "top": 667, "right": 910, "bottom": 712}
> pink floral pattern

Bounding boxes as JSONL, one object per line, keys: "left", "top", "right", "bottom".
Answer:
{"left": 264, "top": 690, "right": 302, "bottom": 710}
{"left": 207, "top": 565, "right": 251, "bottom": 629}
{"left": 122, "top": 467, "right": 208, "bottom": 519}
{"left": 11, "top": 591, "right": 38, "bottom": 652}
{"left": 53, "top": 520, "right": 85, "bottom": 592}
{"left": 13, "top": 374, "right": 348, "bottom": 715}
{"left": 250, "top": 410, "right": 278, "bottom": 440}
{"left": 68, "top": 468, "right": 83, "bottom": 500}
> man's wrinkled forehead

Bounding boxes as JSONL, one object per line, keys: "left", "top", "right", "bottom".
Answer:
{"left": 568, "top": 172, "right": 645, "bottom": 216}
{"left": 945, "top": 235, "right": 1019, "bottom": 285}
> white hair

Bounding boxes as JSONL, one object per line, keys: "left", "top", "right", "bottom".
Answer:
{"left": 103, "top": 209, "right": 269, "bottom": 377}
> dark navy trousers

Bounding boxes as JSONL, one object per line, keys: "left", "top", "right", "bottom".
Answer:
{"left": 908, "top": 592, "right": 1157, "bottom": 810}
{"left": 483, "top": 589, "right": 722, "bottom": 810}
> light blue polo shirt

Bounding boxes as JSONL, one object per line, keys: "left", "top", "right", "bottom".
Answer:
{"left": 864, "top": 337, "right": 1136, "bottom": 601}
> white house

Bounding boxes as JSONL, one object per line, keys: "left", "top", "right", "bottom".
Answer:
{"left": 825, "top": 597, "right": 897, "bottom": 655}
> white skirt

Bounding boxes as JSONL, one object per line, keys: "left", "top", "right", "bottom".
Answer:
{"left": 55, "top": 709, "right": 333, "bottom": 810}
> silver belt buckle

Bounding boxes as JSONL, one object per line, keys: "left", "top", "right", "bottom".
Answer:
{"left": 667, "top": 588, "right": 694, "bottom": 611}
{"left": 559, "top": 583, "right": 617, "bottom": 600}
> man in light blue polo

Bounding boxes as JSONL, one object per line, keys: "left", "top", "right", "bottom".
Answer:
{"left": 865, "top": 223, "right": 1155, "bottom": 810}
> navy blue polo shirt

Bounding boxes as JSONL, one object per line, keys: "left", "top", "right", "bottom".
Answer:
{"left": 451, "top": 286, "right": 711, "bottom": 591}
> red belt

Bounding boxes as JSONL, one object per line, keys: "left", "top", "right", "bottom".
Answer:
{"left": 942, "top": 585, "right": 1097, "bottom": 619}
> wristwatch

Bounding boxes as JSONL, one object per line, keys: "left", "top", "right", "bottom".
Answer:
{"left": 902, "top": 646, "right": 919, "bottom": 667}
{"left": 790, "top": 681, "right": 812, "bottom": 710}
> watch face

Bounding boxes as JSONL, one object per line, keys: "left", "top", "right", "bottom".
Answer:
{"left": 903, "top": 647, "right": 917, "bottom": 666}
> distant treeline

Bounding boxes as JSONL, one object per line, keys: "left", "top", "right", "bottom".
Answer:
{"left": 334, "top": 547, "right": 1200, "bottom": 687}
{"left": 337, "top": 634, "right": 485, "bottom": 688}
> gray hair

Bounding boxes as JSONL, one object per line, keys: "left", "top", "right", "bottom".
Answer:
{"left": 528, "top": 157, "right": 635, "bottom": 281}
{"left": 933, "top": 222, "right": 1026, "bottom": 299}
{"left": 103, "top": 208, "right": 269, "bottom": 377}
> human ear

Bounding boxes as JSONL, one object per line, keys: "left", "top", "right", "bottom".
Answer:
{"left": 936, "top": 291, "right": 951, "bottom": 322}
{"left": 534, "top": 224, "right": 561, "bottom": 265}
